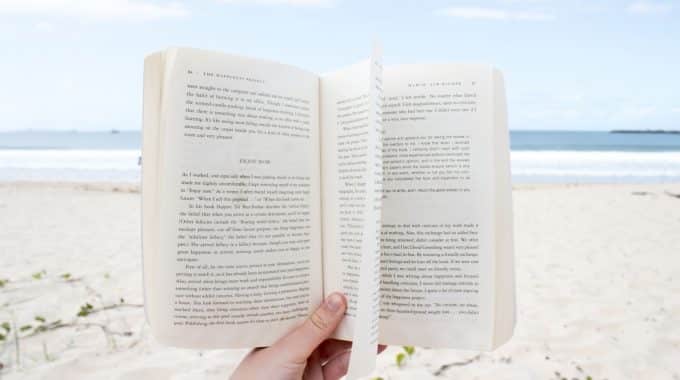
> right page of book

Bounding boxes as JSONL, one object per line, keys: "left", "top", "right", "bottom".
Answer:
{"left": 379, "top": 63, "right": 515, "bottom": 349}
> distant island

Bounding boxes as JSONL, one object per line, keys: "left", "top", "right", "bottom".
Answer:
{"left": 610, "top": 129, "right": 680, "bottom": 134}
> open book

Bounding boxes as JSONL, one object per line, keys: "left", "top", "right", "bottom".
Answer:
{"left": 142, "top": 46, "right": 515, "bottom": 378}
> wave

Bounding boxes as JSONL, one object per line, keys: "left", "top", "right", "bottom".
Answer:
{"left": 0, "top": 149, "right": 140, "bottom": 170}
{"left": 2, "top": 149, "right": 680, "bottom": 183}
{"left": 511, "top": 151, "right": 680, "bottom": 183}
{"left": 0, "top": 149, "right": 141, "bottom": 182}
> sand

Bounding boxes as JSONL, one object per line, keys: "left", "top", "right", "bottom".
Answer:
{"left": 0, "top": 182, "right": 679, "bottom": 379}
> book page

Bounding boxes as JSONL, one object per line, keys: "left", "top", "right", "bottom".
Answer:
{"left": 142, "top": 48, "right": 323, "bottom": 348}
{"left": 141, "top": 51, "right": 164, "bottom": 328}
{"left": 379, "top": 64, "right": 500, "bottom": 349}
{"left": 320, "top": 47, "right": 383, "bottom": 378}
{"left": 491, "top": 69, "right": 516, "bottom": 347}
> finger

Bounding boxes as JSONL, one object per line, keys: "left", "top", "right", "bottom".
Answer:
{"left": 274, "top": 292, "right": 347, "bottom": 364}
{"left": 302, "top": 350, "right": 323, "bottom": 380}
{"left": 318, "top": 339, "right": 352, "bottom": 363}
{"left": 322, "top": 350, "right": 350, "bottom": 380}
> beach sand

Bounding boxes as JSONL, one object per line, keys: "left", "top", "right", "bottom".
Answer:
{"left": 1, "top": 182, "right": 679, "bottom": 379}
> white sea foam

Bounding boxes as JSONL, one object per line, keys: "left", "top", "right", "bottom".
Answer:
{"left": 0, "top": 149, "right": 141, "bottom": 182}
{"left": 511, "top": 151, "right": 680, "bottom": 183}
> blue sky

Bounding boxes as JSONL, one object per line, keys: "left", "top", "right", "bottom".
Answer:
{"left": 0, "top": 0, "right": 678, "bottom": 131}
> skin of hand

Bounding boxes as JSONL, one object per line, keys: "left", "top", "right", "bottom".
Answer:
{"left": 231, "top": 292, "right": 384, "bottom": 380}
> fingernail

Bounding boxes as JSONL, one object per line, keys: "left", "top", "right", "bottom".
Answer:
{"left": 324, "top": 293, "right": 345, "bottom": 313}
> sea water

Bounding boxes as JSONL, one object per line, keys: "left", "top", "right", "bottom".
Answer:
{"left": 1, "top": 130, "right": 679, "bottom": 183}
{"left": 511, "top": 131, "right": 680, "bottom": 183}
{"left": 0, "top": 131, "right": 140, "bottom": 182}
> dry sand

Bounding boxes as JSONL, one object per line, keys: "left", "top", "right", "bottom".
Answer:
{"left": 1, "top": 182, "right": 679, "bottom": 379}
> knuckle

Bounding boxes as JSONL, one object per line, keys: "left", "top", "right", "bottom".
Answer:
{"left": 309, "top": 310, "right": 329, "bottom": 331}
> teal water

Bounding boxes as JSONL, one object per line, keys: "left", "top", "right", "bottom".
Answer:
{"left": 511, "top": 130, "right": 680, "bottom": 152}
{"left": 0, "top": 130, "right": 140, "bottom": 150}
{"left": 3, "top": 130, "right": 680, "bottom": 152}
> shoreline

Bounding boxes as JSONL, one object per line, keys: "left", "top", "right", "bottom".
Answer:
{"left": 2, "top": 180, "right": 680, "bottom": 192}
{"left": 0, "top": 181, "right": 140, "bottom": 193}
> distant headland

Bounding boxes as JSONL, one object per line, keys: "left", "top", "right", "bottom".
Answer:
{"left": 610, "top": 129, "right": 680, "bottom": 134}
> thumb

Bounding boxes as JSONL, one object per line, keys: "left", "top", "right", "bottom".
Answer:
{"left": 273, "top": 292, "right": 347, "bottom": 364}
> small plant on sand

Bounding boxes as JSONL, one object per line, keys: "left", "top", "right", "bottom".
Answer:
{"left": 553, "top": 371, "right": 594, "bottom": 380}
{"left": 0, "top": 297, "right": 142, "bottom": 371}
{"left": 77, "top": 303, "right": 95, "bottom": 317}
{"left": 1, "top": 316, "right": 63, "bottom": 339}
{"left": 31, "top": 270, "right": 46, "bottom": 280}
{"left": 0, "top": 269, "right": 144, "bottom": 372}
{"left": 0, "top": 321, "right": 10, "bottom": 341}
{"left": 395, "top": 345, "right": 415, "bottom": 368}
{"left": 0, "top": 272, "right": 80, "bottom": 291}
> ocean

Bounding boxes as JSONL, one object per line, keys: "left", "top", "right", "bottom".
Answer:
{"left": 1, "top": 130, "right": 679, "bottom": 183}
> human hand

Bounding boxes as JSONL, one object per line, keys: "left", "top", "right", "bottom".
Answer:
{"left": 231, "top": 292, "right": 383, "bottom": 380}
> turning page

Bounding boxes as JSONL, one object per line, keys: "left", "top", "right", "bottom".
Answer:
{"left": 378, "top": 64, "right": 515, "bottom": 349}
{"left": 142, "top": 48, "right": 323, "bottom": 348}
{"left": 320, "top": 47, "right": 383, "bottom": 378}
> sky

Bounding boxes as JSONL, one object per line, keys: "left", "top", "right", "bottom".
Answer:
{"left": 0, "top": 0, "right": 678, "bottom": 132}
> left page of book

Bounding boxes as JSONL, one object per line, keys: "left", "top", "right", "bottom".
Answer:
{"left": 142, "top": 47, "right": 323, "bottom": 348}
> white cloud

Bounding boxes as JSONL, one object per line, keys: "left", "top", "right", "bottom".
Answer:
{"left": 34, "top": 21, "right": 55, "bottom": 32}
{"left": 626, "top": 1, "right": 673, "bottom": 14}
{"left": 671, "top": 107, "right": 680, "bottom": 113}
{"left": 437, "top": 6, "right": 554, "bottom": 21}
{"left": 0, "top": 0, "right": 188, "bottom": 21}
{"left": 218, "top": 0, "right": 332, "bottom": 6}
